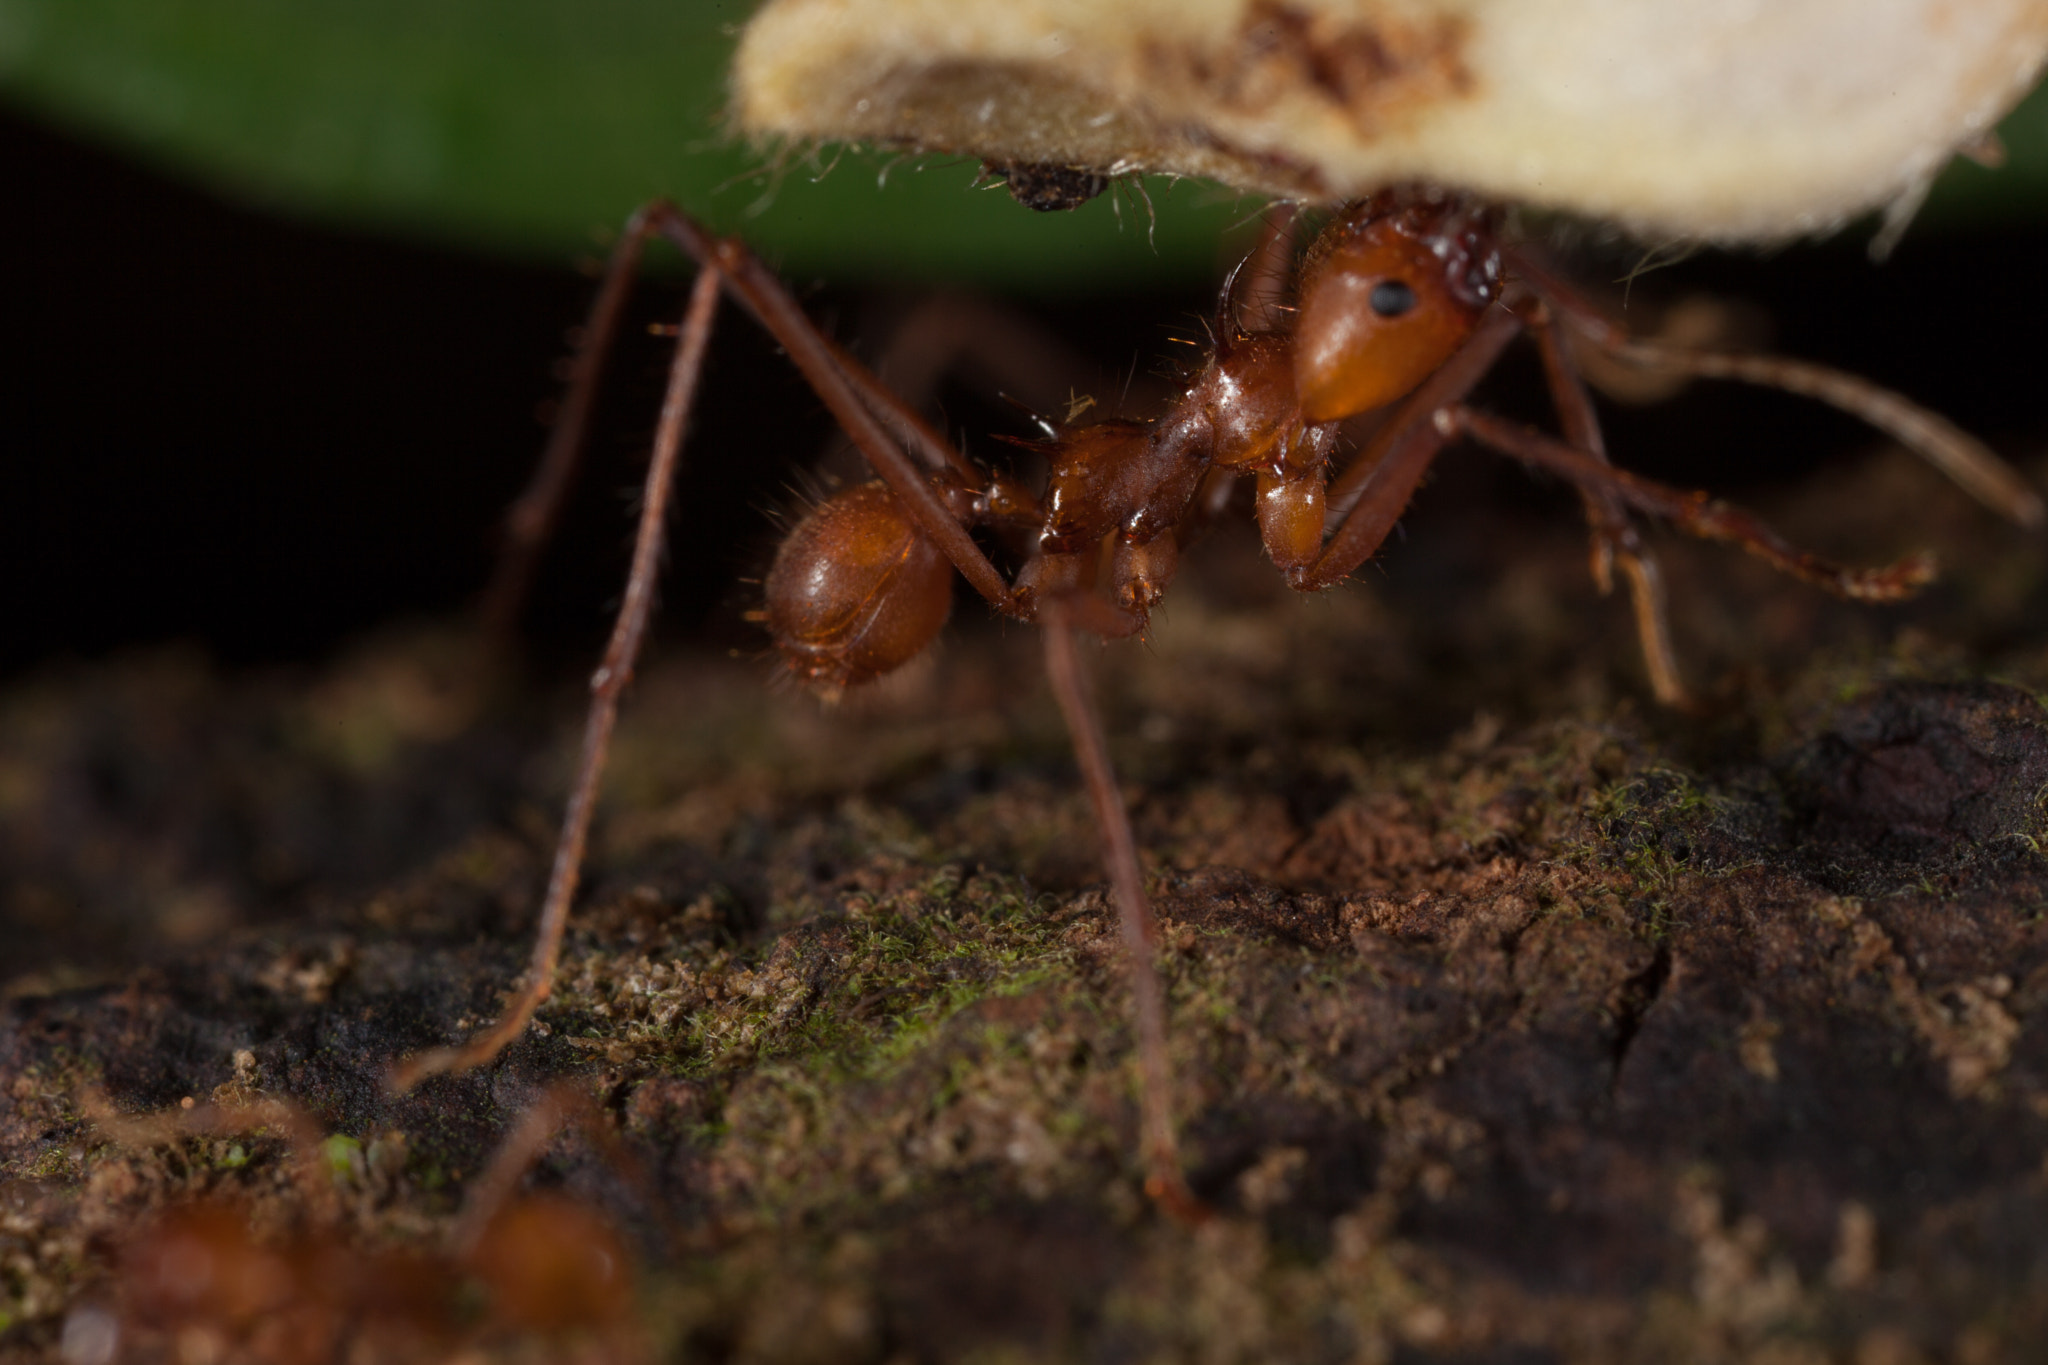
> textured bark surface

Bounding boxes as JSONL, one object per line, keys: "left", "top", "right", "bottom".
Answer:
{"left": 4, "top": 447, "right": 2047, "bottom": 1363}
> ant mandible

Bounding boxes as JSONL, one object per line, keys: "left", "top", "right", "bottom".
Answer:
{"left": 391, "top": 184, "right": 2038, "bottom": 1222}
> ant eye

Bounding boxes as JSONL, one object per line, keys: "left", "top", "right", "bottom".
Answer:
{"left": 1369, "top": 280, "right": 1417, "bottom": 318}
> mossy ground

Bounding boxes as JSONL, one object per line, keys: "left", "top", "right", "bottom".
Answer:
{"left": 5, "top": 449, "right": 2048, "bottom": 1363}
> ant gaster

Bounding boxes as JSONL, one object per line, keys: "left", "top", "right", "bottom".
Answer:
{"left": 395, "top": 186, "right": 2038, "bottom": 1223}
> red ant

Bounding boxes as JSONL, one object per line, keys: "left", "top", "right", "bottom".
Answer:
{"left": 77, "top": 1087, "right": 647, "bottom": 1363}
{"left": 389, "top": 185, "right": 2037, "bottom": 1222}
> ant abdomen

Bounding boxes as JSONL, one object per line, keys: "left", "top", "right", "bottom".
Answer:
{"left": 763, "top": 481, "right": 956, "bottom": 690}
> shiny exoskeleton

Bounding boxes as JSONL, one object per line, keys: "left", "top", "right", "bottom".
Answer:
{"left": 759, "top": 184, "right": 2023, "bottom": 701}
{"left": 764, "top": 191, "right": 1507, "bottom": 687}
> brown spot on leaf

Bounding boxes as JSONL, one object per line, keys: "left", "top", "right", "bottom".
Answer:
{"left": 1153, "top": 1, "right": 1473, "bottom": 130}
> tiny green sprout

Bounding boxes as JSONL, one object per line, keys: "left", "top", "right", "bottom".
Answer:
{"left": 219, "top": 1143, "right": 249, "bottom": 1169}
{"left": 321, "top": 1133, "right": 365, "bottom": 1182}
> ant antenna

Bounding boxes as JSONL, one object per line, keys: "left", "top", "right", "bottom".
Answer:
{"left": 1618, "top": 239, "right": 1702, "bottom": 307}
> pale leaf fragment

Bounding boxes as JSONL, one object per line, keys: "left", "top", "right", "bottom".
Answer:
{"left": 735, "top": 0, "right": 2048, "bottom": 241}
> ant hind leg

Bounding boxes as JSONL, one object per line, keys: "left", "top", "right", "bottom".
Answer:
{"left": 404, "top": 202, "right": 1038, "bottom": 1093}
{"left": 648, "top": 208, "right": 1024, "bottom": 614}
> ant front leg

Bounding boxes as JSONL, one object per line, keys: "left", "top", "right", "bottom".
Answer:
{"left": 1504, "top": 245, "right": 2044, "bottom": 530}
{"left": 1437, "top": 407, "right": 1937, "bottom": 602}
{"left": 1291, "top": 307, "right": 1524, "bottom": 590}
{"left": 1517, "top": 296, "right": 1690, "bottom": 707}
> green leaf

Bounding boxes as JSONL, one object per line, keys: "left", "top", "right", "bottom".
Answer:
{"left": 0, "top": 0, "right": 1247, "bottom": 287}
{"left": 2, "top": 0, "right": 2041, "bottom": 287}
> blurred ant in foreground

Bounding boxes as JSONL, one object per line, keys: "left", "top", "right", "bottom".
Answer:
{"left": 76, "top": 1087, "right": 646, "bottom": 1363}
{"left": 391, "top": 185, "right": 2037, "bottom": 1220}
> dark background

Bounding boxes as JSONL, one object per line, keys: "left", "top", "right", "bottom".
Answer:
{"left": 13, "top": 101, "right": 2047, "bottom": 678}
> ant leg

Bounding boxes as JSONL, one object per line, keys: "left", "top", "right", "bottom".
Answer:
{"left": 449, "top": 1084, "right": 585, "bottom": 1255}
{"left": 481, "top": 199, "right": 1034, "bottom": 632}
{"left": 446, "top": 1082, "right": 651, "bottom": 1258}
{"left": 1606, "top": 340, "right": 2040, "bottom": 528}
{"left": 1039, "top": 596, "right": 1206, "bottom": 1225}
{"left": 390, "top": 263, "right": 726, "bottom": 1092}
{"left": 1505, "top": 245, "right": 2043, "bottom": 528}
{"left": 642, "top": 206, "right": 1026, "bottom": 617}
{"left": 480, "top": 208, "right": 663, "bottom": 636}
{"left": 1525, "top": 308, "right": 1690, "bottom": 707}
{"left": 1438, "top": 407, "right": 1936, "bottom": 601}
{"left": 1295, "top": 307, "right": 1524, "bottom": 590}
{"left": 652, "top": 210, "right": 1199, "bottom": 1214}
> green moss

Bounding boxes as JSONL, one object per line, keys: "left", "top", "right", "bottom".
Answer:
{"left": 1573, "top": 765, "right": 1770, "bottom": 935}
{"left": 20, "top": 1147, "right": 72, "bottom": 1182}
{"left": 11, "top": 448, "right": 2048, "bottom": 1360}
{"left": 321, "top": 1132, "right": 366, "bottom": 1183}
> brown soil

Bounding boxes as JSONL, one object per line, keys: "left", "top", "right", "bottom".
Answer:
{"left": 4, "top": 448, "right": 2047, "bottom": 1364}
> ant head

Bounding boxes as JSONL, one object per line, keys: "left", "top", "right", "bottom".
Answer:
{"left": 1293, "top": 190, "right": 1502, "bottom": 424}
